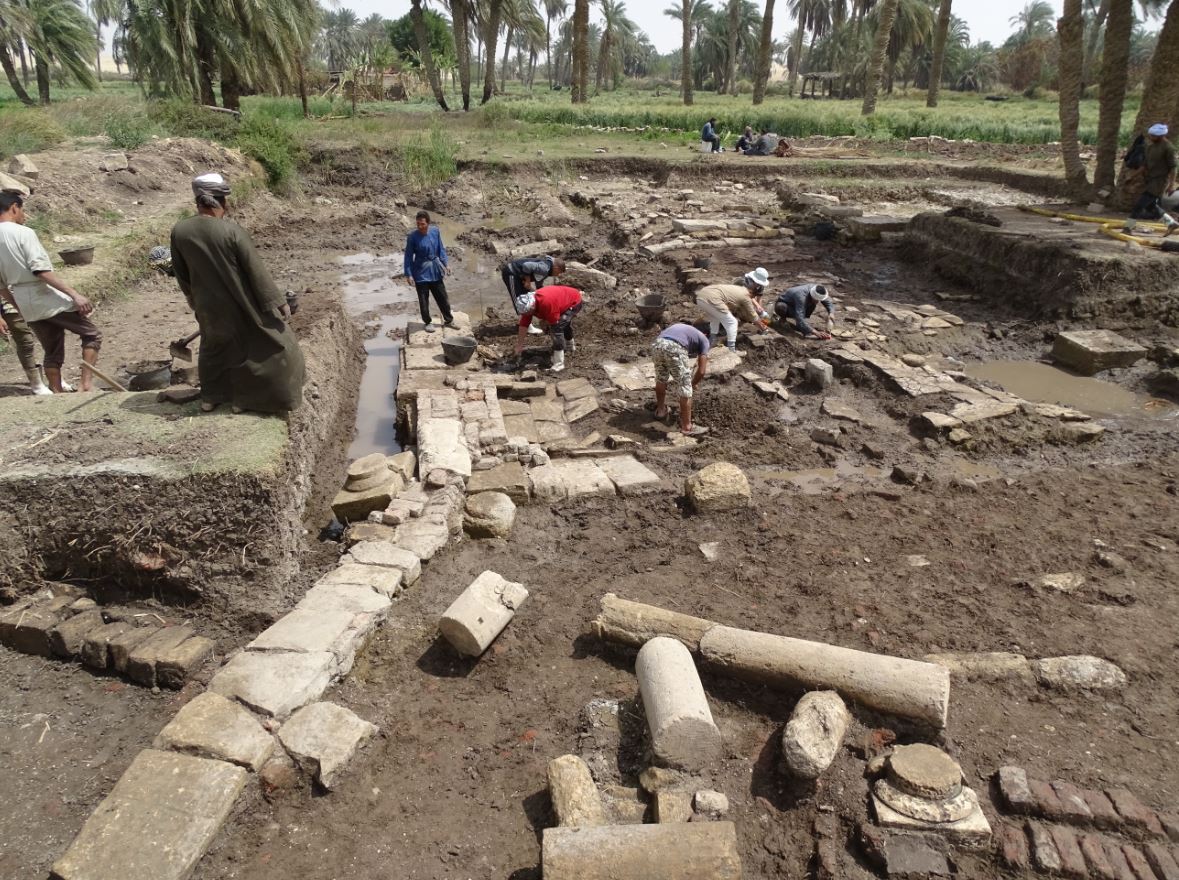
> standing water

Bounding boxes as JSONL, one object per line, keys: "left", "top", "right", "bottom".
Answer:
{"left": 966, "top": 361, "right": 1176, "bottom": 420}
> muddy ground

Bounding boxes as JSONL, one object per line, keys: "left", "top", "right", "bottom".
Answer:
{"left": 1, "top": 141, "right": 1178, "bottom": 878}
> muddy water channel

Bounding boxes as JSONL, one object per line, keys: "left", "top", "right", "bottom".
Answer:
{"left": 967, "top": 360, "right": 1177, "bottom": 420}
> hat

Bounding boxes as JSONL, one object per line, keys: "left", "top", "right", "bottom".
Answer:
{"left": 809, "top": 284, "right": 831, "bottom": 302}
{"left": 191, "top": 172, "right": 231, "bottom": 198}
{"left": 1148, "top": 123, "right": 1169, "bottom": 137}
{"left": 517, "top": 292, "right": 537, "bottom": 315}
{"left": 745, "top": 267, "right": 770, "bottom": 287}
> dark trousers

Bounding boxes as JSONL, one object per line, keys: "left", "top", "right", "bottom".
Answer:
{"left": 501, "top": 269, "right": 529, "bottom": 313}
{"left": 550, "top": 302, "right": 582, "bottom": 351}
{"left": 705, "top": 134, "right": 721, "bottom": 152}
{"left": 1131, "top": 191, "right": 1165, "bottom": 220}
{"left": 415, "top": 280, "right": 453, "bottom": 325}
{"left": 29, "top": 310, "right": 102, "bottom": 368}
{"left": 774, "top": 296, "right": 818, "bottom": 336}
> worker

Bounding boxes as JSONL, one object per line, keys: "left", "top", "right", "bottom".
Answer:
{"left": 513, "top": 284, "right": 583, "bottom": 373}
{"left": 403, "top": 209, "right": 455, "bottom": 332}
{"left": 501, "top": 254, "right": 565, "bottom": 333}
{"left": 775, "top": 283, "right": 836, "bottom": 339}
{"left": 170, "top": 172, "right": 305, "bottom": 413}
{"left": 1127, "top": 123, "right": 1177, "bottom": 236}
{"left": 695, "top": 268, "right": 771, "bottom": 351}
{"left": 0, "top": 191, "right": 101, "bottom": 393}
{"left": 0, "top": 299, "right": 51, "bottom": 395}
{"left": 743, "top": 130, "right": 780, "bottom": 156}
{"left": 701, "top": 118, "right": 722, "bottom": 153}
{"left": 735, "top": 126, "right": 755, "bottom": 153}
{"left": 652, "top": 322, "right": 710, "bottom": 437}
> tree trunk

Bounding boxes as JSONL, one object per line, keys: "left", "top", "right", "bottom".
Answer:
{"left": 412, "top": 0, "right": 451, "bottom": 110}
{"left": 926, "top": 0, "right": 951, "bottom": 107}
{"left": 681, "top": 0, "right": 693, "bottom": 105}
{"left": 220, "top": 58, "right": 242, "bottom": 111}
{"left": 196, "top": 30, "right": 217, "bottom": 106}
{"left": 481, "top": 0, "right": 502, "bottom": 104}
{"left": 787, "top": 22, "right": 804, "bottom": 95}
{"left": 34, "top": 53, "right": 50, "bottom": 104}
{"left": 1081, "top": 0, "right": 1109, "bottom": 90}
{"left": 752, "top": 0, "right": 775, "bottom": 104}
{"left": 1131, "top": 0, "right": 1179, "bottom": 138}
{"left": 573, "top": 0, "right": 590, "bottom": 103}
{"left": 453, "top": 0, "right": 472, "bottom": 110}
{"left": 0, "top": 40, "right": 35, "bottom": 105}
{"left": 546, "top": 15, "right": 553, "bottom": 88}
{"left": 596, "top": 31, "right": 609, "bottom": 91}
{"left": 861, "top": 0, "right": 899, "bottom": 115}
{"left": 1093, "top": 0, "right": 1131, "bottom": 192}
{"left": 500, "top": 23, "right": 512, "bottom": 91}
{"left": 95, "top": 20, "right": 103, "bottom": 82}
{"left": 726, "top": 0, "right": 739, "bottom": 94}
{"left": 1058, "top": 0, "right": 1090, "bottom": 196}
{"left": 18, "top": 39, "right": 29, "bottom": 85}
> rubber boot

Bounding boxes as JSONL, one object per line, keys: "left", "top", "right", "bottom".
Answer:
{"left": 26, "top": 366, "right": 52, "bottom": 396}
{"left": 549, "top": 349, "right": 566, "bottom": 373}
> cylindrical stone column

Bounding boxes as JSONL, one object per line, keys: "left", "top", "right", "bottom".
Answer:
{"left": 438, "top": 571, "right": 528, "bottom": 657}
{"left": 547, "top": 755, "right": 606, "bottom": 827}
{"left": 593, "top": 593, "right": 716, "bottom": 652}
{"left": 542, "top": 822, "right": 741, "bottom": 880}
{"left": 636, "top": 636, "right": 722, "bottom": 769}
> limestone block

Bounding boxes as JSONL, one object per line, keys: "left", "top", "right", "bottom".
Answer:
{"left": 598, "top": 455, "right": 662, "bottom": 496}
{"left": 247, "top": 608, "right": 372, "bottom": 673}
{"left": 548, "top": 754, "right": 607, "bottom": 827}
{"left": 388, "top": 450, "right": 417, "bottom": 480}
{"left": 542, "top": 822, "right": 741, "bottom": 880}
{"left": 49, "top": 609, "right": 105, "bottom": 658}
{"left": 344, "top": 521, "right": 399, "bottom": 546}
{"left": 109, "top": 625, "right": 159, "bottom": 673}
{"left": 394, "top": 518, "right": 450, "bottom": 561}
{"left": 317, "top": 563, "right": 405, "bottom": 596}
{"left": 0, "top": 595, "right": 74, "bottom": 656}
{"left": 208, "top": 650, "right": 335, "bottom": 719}
{"left": 636, "top": 637, "right": 722, "bottom": 770}
{"left": 684, "top": 462, "right": 751, "bottom": 512}
{"left": 780, "top": 690, "right": 850, "bottom": 779}
{"left": 297, "top": 581, "right": 393, "bottom": 618}
{"left": 1052, "top": 330, "right": 1146, "bottom": 375}
{"left": 0, "top": 170, "right": 31, "bottom": 196}
{"left": 805, "top": 358, "right": 834, "bottom": 388}
{"left": 847, "top": 215, "right": 908, "bottom": 240}
{"left": 277, "top": 701, "right": 378, "bottom": 790}
{"left": 81, "top": 621, "right": 138, "bottom": 669}
{"left": 566, "top": 396, "right": 600, "bottom": 422}
{"left": 694, "top": 790, "right": 729, "bottom": 818}
{"left": 156, "top": 636, "right": 216, "bottom": 689}
{"left": 126, "top": 626, "right": 195, "bottom": 687}
{"left": 557, "top": 459, "right": 616, "bottom": 498}
{"left": 342, "top": 541, "right": 421, "bottom": 584}
{"left": 438, "top": 570, "right": 529, "bottom": 656}
{"left": 50, "top": 749, "right": 247, "bottom": 880}
{"left": 154, "top": 692, "right": 274, "bottom": 771}
{"left": 655, "top": 790, "right": 694, "bottom": 823}
{"left": 563, "top": 261, "right": 618, "bottom": 291}
{"left": 332, "top": 474, "right": 403, "bottom": 523}
{"left": 98, "top": 152, "right": 129, "bottom": 172}
{"left": 417, "top": 417, "right": 472, "bottom": 478}
{"left": 557, "top": 377, "right": 596, "bottom": 401}
{"left": 464, "top": 491, "right": 517, "bottom": 539}
{"left": 1033, "top": 655, "right": 1127, "bottom": 691}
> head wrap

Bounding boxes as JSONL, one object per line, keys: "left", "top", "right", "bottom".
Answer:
{"left": 1148, "top": 123, "right": 1169, "bottom": 137}
{"left": 192, "top": 172, "right": 231, "bottom": 200}
{"left": 518, "top": 292, "right": 537, "bottom": 315}
{"left": 809, "top": 284, "right": 831, "bottom": 302}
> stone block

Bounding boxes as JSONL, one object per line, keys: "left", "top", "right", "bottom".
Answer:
{"left": 344, "top": 521, "right": 400, "bottom": 546}
{"left": 1048, "top": 825, "right": 1088, "bottom": 879}
{"left": 464, "top": 491, "right": 517, "bottom": 539}
{"left": 920, "top": 412, "right": 963, "bottom": 431}
{"left": 872, "top": 787, "right": 991, "bottom": 844}
{"left": 109, "top": 625, "right": 159, "bottom": 673}
{"left": 685, "top": 462, "right": 751, "bottom": 512}
{"left": 156, "top": 636, "right": 216, "bottom": 689}
{"left": 126, "top": 626, "right": 195, "bottom": 687}
{"left": 1029, "top": 777, "right": 1070, "bottom": 821}
{"left": 418, "top": 417, "right": 472, "bottom": 478}
{"left": 1080, "top": 834, "right": 1117, "bottom": 880}
{"left": 566, "top": 396, "right": 600, "bottom": 423}
{"left": 208, "top": 650, "right": 336, "bottom": 719}
{"left": 655, "top": 790, "right": 694, "bottom": 823}
{"left": 1123, "top": 845, "right": 1159, "bottom": 880}
{"left": 49, "top": 609, "right": 105, "bottom": 658}
{"left": 297, "top": 581, "right": 393, "bottom": 618}
{"left": 317, "top": 563, "right": 405, "bottom": 596}
{"left": 558, "top": 459, "right": 617, "bottom": 499}
{"left": 81, "top": 621, "right": 137, "bottom": 670}
{"left": 996, "top": 822, "right": 1030, "bottom": 869}
{"left": 563, "top": 261, "right": 618, "bottom": 290}
{"left": 805, "top": 358, "right": 834, "bottom": 389}
{"left": 342, "top": 541, "right": 422, "bottom": 584}
{"left": 1053, "top": 330, "right": 1146, "bottom": 375}
{"left": 394, "top": 518, "right": 450, "bottom": 561}
{"left": 8, "top": 154, "right": 38, "bottom": 179}
{"left": 557, "top": 377, "right": 596, "bottom": 401}
{"left": 1081, "top": 789, "right": 1123, "bottom": 830}
{"left": 529, "top": 463, "right": 570, "bottom": 502}
{"left": 1106, "top": 840, "right": 1139, "bottom": 880}
{"left": 694, "top": 790, "right": 729, "bottom": 819}
{"left": 1035, "top": 656, "right": 1127, "bottom": 691}
{"left": 389, "top": 450, "right": 417, "bottom": 480}
{"left": 636, "top": 637, "right": 722, "bottom": 770}
{"left": 50, "top": 749, "right": 247, "bottom": 880}
{"left": 780, "top": 690, "right": 849, "bottom": 780}
{"left": 332, "top": 475, "right": 402, "bottom": 523}
{"left": 1106, "top": 788, "right": 1164, "bottom": 835}
{"left": 277, "top": 701, "right": 378, "bottom": 790}
{"left": 548, "top": 754, "right": 607, "bottom": 827}
{"left": 1051, "top": 780, "right": 1095, "bottom": 823}
{"left": 847, "top": 215, "right": 908, "bottom": 240}
{"left": 154, "top": 692, "right": 274, "bottom": 771}
{"left": 542, "top": 822, "right": 741, "bottom": 880}
{"left": 0, "top": 169, "right": 31, "bottom": 196}
{"left": 438, "top": 571, "right": 529, "bottom": 656}
{"left": 598, "top": 455, "right": 662, "bottom": 496}
{"left": 0, "top": 595, "right": 74, "bottom": 656}
{"left": 247, "top": 608, "right": 371, "bottom": 672}
{"left": 1028, "top": 822, "right": 1063, "bottom": 872}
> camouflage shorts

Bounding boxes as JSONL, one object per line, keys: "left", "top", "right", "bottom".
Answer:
{"left": 652, "top": 337, "right": 694, "bottom": 398}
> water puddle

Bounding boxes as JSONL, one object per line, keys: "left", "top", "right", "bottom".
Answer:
{"left": 966, "top": 361, "right": 1176, "bottom": 420}
{"left": 348, "top": 315, "right": 403, "bottom": 459}
{"left": 760, "top": 461, "right": 887, "bottom": 495}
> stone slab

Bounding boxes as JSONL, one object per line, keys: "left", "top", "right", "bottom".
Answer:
{"left": 208, "top": 650, "right": 336, "bottom": 719}
{"left": 332, "top": 476, "right": 402, "bottom": 524}
{"left": 317, "top": 562, "right": 405, "bottom": 594}
{"left": 565, "top": 396, "right": 600, "bottom": 423}
{"left": 297, "top": 581, "right": 394, "bottom": 617}
{"left": 50, "top": 749, "right": 248, "bottom": 880}
{"left": 597, "top": 456, "right": 662, "bottom": 496}
{"left": 1052, "top": 330, "right": 1146, "bottom": 375}
{"left": 557, "top": 378, "right": 596, "bottom": 401}
{"left": 154, "top": 692, "right": 274, "bottom": 771}
{"left": 247, "top": 608, "right": 370, "bottom": 670}
{"left": 394, "top": 518, "right": 450, "bottom": 561}
{"left": 49, "top": 609, "right": 105, "bottom": 659}
{"left": 342, "top": 541, "right": 422, "bottom": 584}
{"left": 417, "top": 417, "right": 472, "bottom": 478}
{"left": 109, "top": 625, "right": 159, "bottom": 673}
{"left": 156, "top": 636, "right": 216, "bottom": 689}
{"left": 277, "top": 701, "right": 378, "bottom": 790}
{"left": 0, "top": 595, "right": 74, "bottom": 656}
{"left": 81, "top": 621, "right": 137, "bottom": 670}
{"left": 467, "top": 461, "right": 530, "bottom": 503}
{"left": 873, "top": 787, "right": 991, "bottom": 845}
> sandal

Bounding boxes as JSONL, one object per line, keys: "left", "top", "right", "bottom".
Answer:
{"left": 683, "top": 424, "right": 710, "bottom": 437}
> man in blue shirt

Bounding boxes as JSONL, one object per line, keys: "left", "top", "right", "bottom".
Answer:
{"left": 701, "top": 118, "right": 722, "bottom": 153}
{"left": 403, "top": 210, "right": 454, "bottom": 332}
{"left": 651, "top": 322, "right": 710, "bottom": 436}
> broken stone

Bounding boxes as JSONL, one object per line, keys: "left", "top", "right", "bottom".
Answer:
{"left": 655, "top": 789, "right": 694, "bottom": 823}
{"left": 920, "top": 412, "right": 962, "bottom": 431}
{"left": 393, "top": 518, "right": 450, "bottom": 561}
{"left": 924, "top": 652, "right": 1033, "bottom": 683}
{"left": 811, "top": 427, "right": 843, "bottom": 447}
{"left": 901, "top": 353, "right": 927, "bottom": 367}
{"left": 331, "top": 476, "right": 402, "bottom": 523}
{"left": 598, "top": 455, "right": 661, "bottom": 496}
{"left": 699, "top": 542, "right": 719, "bottom": 562}
{"left": 0, "top": 595, "right": 74, "bottom": 656}
{"left": 463, "top": 491, "right": 517, "bottom": 539}
{"left": 548, "top": 754, "right": 607, "bottom": 827}
{"left": 694, "top": 790, "right": 729, "bottom": 818}
{"left": 342, "top": 541, "right": 421, "bottom": 585}
{"left": 247, "top": 608, "right": 370, "bottom": 673}
{"left": 80, "top": 621, "right": 137, "bottom": 670}
{"left": 781, "top": 690, "right": 850, "bottom": 780}
{"left": 317, "top": 563, "right": 405, "bottom": 595}
{"left": 1060, "top": 422, "right": 1105, "bottom": 443}
{"left": 806, "top": 358, "right": 834, "bottom": 389}
{"left": 438, "top": 570, "right": 529, "bottom": 656}
{"left": 277, "top": 701, "right": 378, "bottom": 790}
{"left": 639, "top": 765, "right": 685, "bottom": 793}
{"left": 821, "top": 399, "right": 863, "bottom": 423}
{"left": 1033, "top": 655, "right": 1127, "bottom": 691}
{"left": 98, "top": 151, "right": 129, "bottom": 172}
{"left": 1037, "top": 572, "right": 1086, "bottom": 593}
{"left": 685, "top": 462, "right": 751, "bottom": 512}
{"left": 388, "top": 450, "right": 417, "bottom": 480}
{"left": 1052, "top": 330, "right": 1146, "bottom": 375}
{"left": 565, "top": 396, "right": 600, "bottom": 422}
{"left": 467, "top": 461, "right": 529, "bottom": 502}
{"left": 154, "top": 692, "right": 274, "bottom": 771}
{"left": 563, "top": 260, "right": 618, "bottom": 290}
{"left": 7, "top": 154, "right": 38, "bottom": 179}
{"left": 344, "top": 521, "right": 399, "bottom": 546}
{"left": 947, "top": 428, "right": 972, "bottom": 445}
{"left": 892, "top": 465, "right": 926, "bottom": 485}
{"left": 208, "top": 650, "right": 335, "bottom": 719}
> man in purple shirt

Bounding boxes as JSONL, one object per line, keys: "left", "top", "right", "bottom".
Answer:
{"left": 651, "top": 322, "right": 710, "bottom": 437}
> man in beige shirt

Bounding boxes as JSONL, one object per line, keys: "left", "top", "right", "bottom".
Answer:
{"left": 695, "top": 267, "right": 771, "bottom": 350}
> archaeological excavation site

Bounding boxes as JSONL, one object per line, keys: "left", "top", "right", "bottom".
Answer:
{"left": 2, "top": 139, "right": 1179, "bottom": 880}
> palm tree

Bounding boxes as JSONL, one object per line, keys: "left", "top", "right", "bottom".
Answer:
{"left": 786, "top": 0, "right": 830, "bottom": 95}
{"left": 480, "top": 0, "right": 501, "bottom": 101}
{"left": 447, "top": 0, "right": 474, "bottom": 109}
{"left": 0, "top": 0, "right": 36, "bottom": 104}
{"left": 724, "top": 0, "right": 740, "bottom": 93}
{"left": 570, "top": 0, "right": 588, "bottom": 101}
{"left": 1094, "top": 0, "right": 1132, "bottom": 191}
{"left": 1130, "top": 0, "right": 1179, "bottom": 138}
{"left": 925, "top": 0, "right": 950, "bottom": 106}
{"left": 411, "top": 0, "right": 450, "bottom": 109}
{"left": 1058, "top": 0, "right": 1089, "bottom": 194}
{"left": 1009, "top": 0, "right": 1055, "bottom": 43}
{"left": 20, "top": 0, "right": 97, "bottom": 104}
{"left": 594, "top": 0, "right": 633, "bottom": 91}
{"left": 752, "top": 0, "right": 775, "bottom": 102}
{"left": 1082, "top": 0, "right": 1109, "bottom": 87}
{"left": 860, "top": 0, "right": 897, "bottom": 114}
{"left": 323, "top": 8, "right": 360, "bottom": 71}
{"left": 543, "top": 0, "right": 566, "bottom": 87}
{"left": 663, "top": 0, "right": 702, "bottom": 104}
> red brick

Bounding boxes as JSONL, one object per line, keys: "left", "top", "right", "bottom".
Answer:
{"left": 1052, "top": 781, "right": 1095, "bottom": 824}
{"left": 1107, "top": 789, "right": 1166, "bottom": 836}
{"left": 1049, "top": 825, "right": 1088, "bottom": 879}
{"left": 997, "top": 766, "right": 1037, "bottom": 815}
{"left": 1082, "top": 789, "right": 1125, "bottom": 830}
{"left": 1145, "top": 843, "right": 1179, "bottom": 880}
{"left": 995, "top": 822, "right": 1030, "bottom": 870}
{"left": 1029, "top": 822, "right": 1063, "bottom": 873}
{"left": 1030, "top": 777, "right": 1071, "bottom": 822}
{"left": 1123, "top": 845, "right": 1159, "bottom": 880}
{"left": 1104, "top": 840, "right": 1139, "bottom": 880}
{"left": 1081, "top": 834, "right": 1118, "bottom": 880}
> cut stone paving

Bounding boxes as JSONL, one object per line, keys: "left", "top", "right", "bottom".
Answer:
{"left": 209, "top": 650, "right": 336, "bottom": 719}
{"left": 153, "top": 691, "right": 275, "bottom": 772}
{"left": 277, "top": 701, "right": 378, "bottom": 790}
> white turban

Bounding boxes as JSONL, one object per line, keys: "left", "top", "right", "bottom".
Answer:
{"left": 192, "top": 172, "right": 231, "bottom": 199}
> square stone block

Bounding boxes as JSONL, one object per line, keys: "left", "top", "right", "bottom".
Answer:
{"left": 209, "top": 650, "right": 335, "bottom": 719}
{"left": 154, "top": 692, "right": 274, "bottom": 771}
{"left": 1052, "top": 330, "right": 1146, "bottom": 375}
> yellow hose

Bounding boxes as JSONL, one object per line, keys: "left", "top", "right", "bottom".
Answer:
{"left": 1018, "top": 205, "right": 1173, "bottom": 249}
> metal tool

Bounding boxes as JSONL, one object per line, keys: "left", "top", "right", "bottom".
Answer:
{"left": 169, "top": 329, "right": 201, "bottom": 363}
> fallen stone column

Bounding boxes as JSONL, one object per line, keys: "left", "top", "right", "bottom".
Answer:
{"left": 636, "top": 636, "right": 722, "bottom": 769}
{"left": 438, "top": 571, "right": 529, "bottom": 656}
{"left": 699, "top": 625, "right": 949, "bottom": 729}
{"left": 542, "top": 821, "right": 741, "bottom": 880}
{"left": 592, "top": 593, "right": 715, "bottom": 652}
{"left": 638, "top": 238, "right": 689, "bottom": 257}
{"left": 548, "top": 754, "right": 607, "bottom": 827}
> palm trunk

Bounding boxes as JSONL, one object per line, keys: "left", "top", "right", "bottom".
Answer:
{"left": 573, "top": 0, "right": 590, "bottom": 103}
{"left": 787, "top": 22, "right": 804, "bottom": 95}
{"left": 1058, "top": 0, "right": 1090, "bottom": 196}
{"left": 220, "top": 59, "right": 242, "bottom": 111}
{"left": 500, "top": 24, "right": 512, "bottom": 91}
{"left": 1093, "top": 0, "right": 1131, "bottom": 192}
{"left": 95, "top": 20, "right": 103, "bottom": 82}
{"left": 1081, "top": 0, "right": 1109, "bottom": 90}
{"left": 926, "top": 0, "right": 951, "bottom": 107}
{"left": 861, "top": 0, "right": 899, "bottom": 115}
{"left": 298, "top": 56, "right": 309, "bottom": 117}
{"left": 681, "top": 0, "right": 693, "bottom": 105}
{"left": 595, "top": 32, "right": 609, "bottom": 91}
{"left": 453, "top": 0, "right": 472, "bottom": 110}
{"left": 18, "top": 39, "right": 29, "bottom": 85}
{"left": 196, "top": 29, "right": 217, "bottom": 106}
{"left": 1131, "top": 0, "right": 1179, "bottom": 138}
{"left": 752, "top": 0, "right": 775, "bottom": 104}
{"left": 0, "top": 39, "right": 34, "bottom": 105}
{"left": 546, "top": 16, "right": 553, "bottom": 88}
{"left": 412, "top": 0, "right": 450, "bottom": 110}
{"left": 726, "top": 0, "right": 739, "bottom": 94}
{"left": 34, "top": 53, "right": 50, "bottom": 104}
{"left": 481, "top": 0, "right": 502, "bottom": 103}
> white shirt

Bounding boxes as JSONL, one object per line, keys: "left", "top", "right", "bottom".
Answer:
{"left": 0, "top": 221, "right": 76, "bottom": 322}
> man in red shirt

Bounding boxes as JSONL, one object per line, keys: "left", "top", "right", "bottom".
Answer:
{"left": 514, "top": 285, "right": 583, "bottom": 373}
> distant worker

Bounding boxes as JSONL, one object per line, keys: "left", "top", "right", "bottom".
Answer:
{"left": 652, "top": 322, "right": 710, "bottom": 437}
{"left": 743, "top": 130, "right": 780, "bottom": 156}
{"left": 1125, "top": 123, "right": 1177, "bottom": 236}
{"left": 0, "top": 191, "right": 101, "bottom": 393}
{"left": 701, "top": 118, "right": 722, "bottom": 153}
{"left": 735, "top": 126, "right": 755, "bottom": 153}
{"left": 170, "top": 173, "right": 305, "bottom": 413}
{"left": 403, "top": 210, "right": 455, "bottom": 332}
{"left": 514, "top": 284, "right": 583, "bottom": 373}
{"left": 775, "top": 282, "right": 836, "bottom": 339}
{"left": 501, "top": 254, "right": 565, "bottom": 333}
{"left": 696, "top": 268, "right": 771, "bottom": 351}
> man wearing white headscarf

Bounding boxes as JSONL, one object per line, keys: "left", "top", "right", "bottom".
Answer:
{"left": 169, "top": 173, "right": 305, "bottom": 413}
{"left": 1128, "top": 123, "right": 1177, "bottom": 236}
